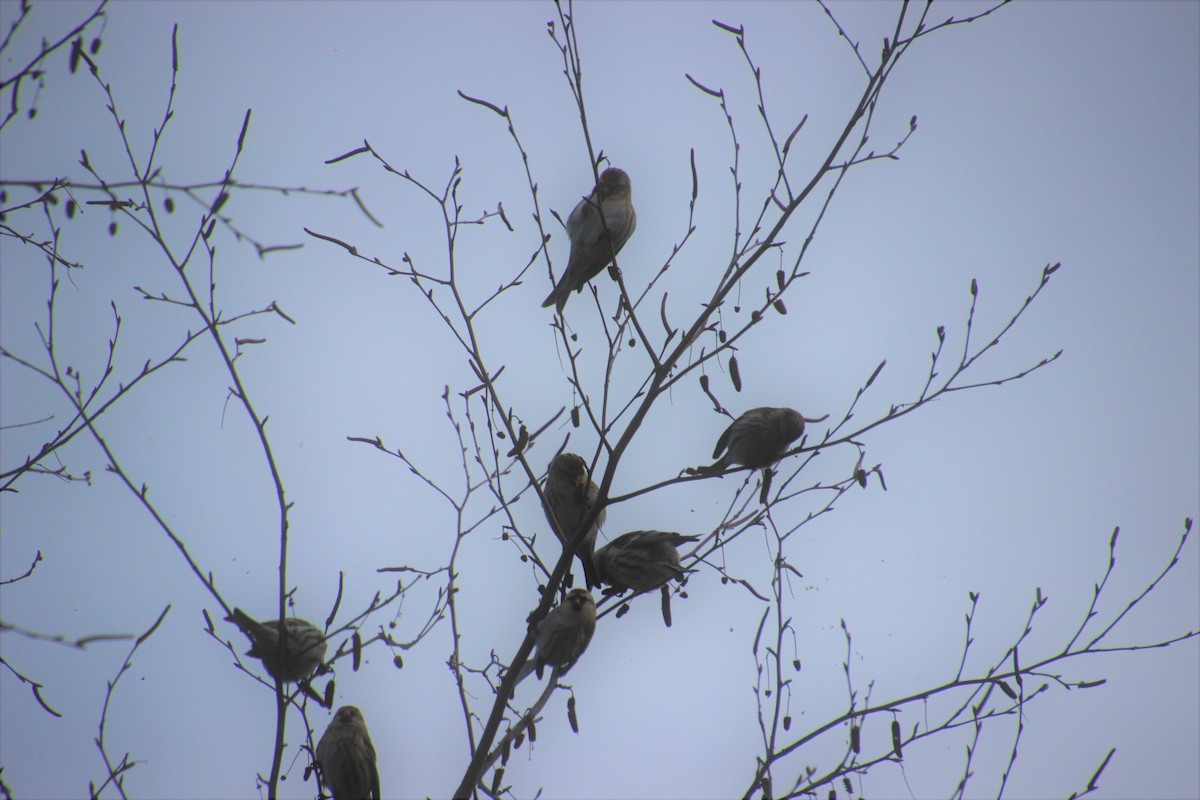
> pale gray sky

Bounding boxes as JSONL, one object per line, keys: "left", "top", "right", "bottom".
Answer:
{"left": 1, "top": 1, "right": 1197, "bottom": 799}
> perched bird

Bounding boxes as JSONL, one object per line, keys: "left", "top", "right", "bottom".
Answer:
{"left": 595, "top": 530, "right": 699, "bottom": 627}
{"left": 519, "top": 588, "right": 597, "bottom": 683}
{"left": 543, "top": 452, "right": 605, "bottom": 588}
{"left": 593, "top": 530, "right": 699, "bottom": 593}
{"left": 226, "top": 608, "right": 326, "bottom": 684}
{"left": 542, "top": 167, "right": 637, "bottom": 314}
{"left": 315, "top": 705, "right": 381, "bottom": 800}
{"left": 710, "top": 407, "right": 809, "bottom": 471}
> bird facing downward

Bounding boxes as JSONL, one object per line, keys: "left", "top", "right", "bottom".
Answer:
{"left": 226, "top": 608, "right": 327, "bottom": 684}
{"left": 315, "top": 705, "right": 381, "bottom": 800}
{"left": 543, "top": 452, "right": 605, "bottom": 588}
{"left": 711, "top": 407, "right": 808, "bottom": 471}
{"left": 542, "top": 167, "right": 637, "bottom": 314}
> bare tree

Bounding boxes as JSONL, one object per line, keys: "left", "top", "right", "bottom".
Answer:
{"left": 1, "top": 1, "right": 1195, "bottom": 799}
{"left": 308, "top": 3, "right": 1196, "bottom": 799}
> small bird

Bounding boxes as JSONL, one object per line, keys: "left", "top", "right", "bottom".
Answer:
{"left": 710, "top": 407, "right": 809, "bottom": 471}
{"left": 519, "top": 588, "right": 597, "bottom": 683}
{"left": 595, "top": 530, "right": 699, "bottom": 627}
{"left": 542, "top": 167, "right": 637, "bottom": 314}
{"left": 543, "top": 452, "right": 605, "bottom": 588}
{"left": 315, "top": 705, "right": 381, "bottom": 800}
{"left": 593, "top": 530, "right": 699, "bottom": 593}
{"left": 226, "top": 608, "right": 327, "bottom": 684}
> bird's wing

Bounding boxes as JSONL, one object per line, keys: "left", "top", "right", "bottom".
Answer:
{"left": 370, "top": 762, "right": 382, "bottom": 800}
{"left": 566, "top": 191, "right": 603, "bottom": 248}
{"left": 605, "top": 199, "right": 636, "bottom": 250}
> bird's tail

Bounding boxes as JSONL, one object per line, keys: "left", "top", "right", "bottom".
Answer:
{"left": 580, "top": 551, "right": 600, "bottom": 591}
{"left": 514, "top": 659, "right": 537, "bottom": 685}
{"left": 542, "top": 285, "right": 567, "bottom": 314}
{"left": 226, "top": 607, "right": 256, "bottom": 632}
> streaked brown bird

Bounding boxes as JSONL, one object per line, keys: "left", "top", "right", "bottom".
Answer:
{"left": 594, "top": 530, "right": 699, "bottom": 593}
{"left": 595, "top": 530, "right": 699, "bottom": 627}
{"left": 519, "top": 588, "right": 597, "bottom": 683}
{"left": 543, "top": 452, "right": 605, "bottom": 588}
{"left": 711, "top": 407, "right": 808, "bottom": 471}
{"left": 226, "top": 608, "right": 326, "bottom": 684}
{"left": 542, "top": 167, "right": 637, "bottom": 314}
{"left": 315, "top": 705, "right": 381, "bottom": 800}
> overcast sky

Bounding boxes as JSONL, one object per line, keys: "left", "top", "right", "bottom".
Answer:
{"left": 1, "top": 1, "right": 1197, "bottom": 799}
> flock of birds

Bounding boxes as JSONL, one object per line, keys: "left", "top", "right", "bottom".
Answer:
{"left": 224, "top": 168, "right": 814, "bottom": 799}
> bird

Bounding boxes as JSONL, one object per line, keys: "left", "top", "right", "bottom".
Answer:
{"left": 518, "top": 588, "right": 597, "bottom": 683}
{"left": 226, "top": 608, "right": 327, "bottom": 684}
{"left": 595, "top": 530, "right": 699, "bottom": 627}
{"left": 315, "top": 705, "right": 381, "bottom": 800}
{"left": 542, "top": 167, "right": 637, "bottom": 314}
{"left": 543, "top": 452, "right": 605, "bottom": 588}
{"left": 593, "top": 530, "right": 699, "bottom": 593}
{"left": 710, "top": 407, "right": 809, "bottom": 471}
